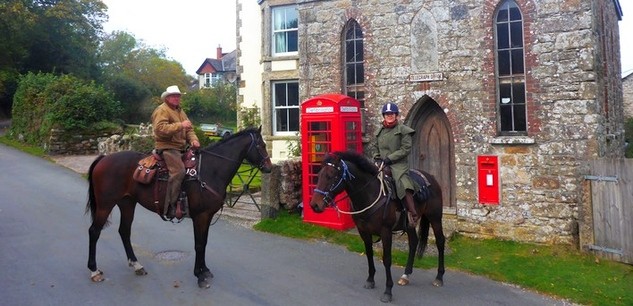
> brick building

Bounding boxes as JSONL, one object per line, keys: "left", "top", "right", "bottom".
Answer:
{"left": 237, "top": 0, "right": 626, "bottom": 245}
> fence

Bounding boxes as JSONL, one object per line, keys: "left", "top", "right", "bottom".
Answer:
{"left": 585, "top": 159, "right": 633, "bottom": 264}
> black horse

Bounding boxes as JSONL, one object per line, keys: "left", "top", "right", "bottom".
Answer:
{"left": 309, "top": 151, "right": 445, "bottom": 303}
{"left": 86, "top": 127, "right": 272, "bottom": 288}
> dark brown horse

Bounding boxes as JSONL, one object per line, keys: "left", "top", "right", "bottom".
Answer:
{"left": 86, "top": 127, "right": 272, "bottom": 288}
{"left": 309, "top": 151, "right": 445, "bottom": 303}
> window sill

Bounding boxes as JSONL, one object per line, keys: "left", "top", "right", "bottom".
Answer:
{"left": 263, "top": 54, "right": 299, "bottom": 62}
{"left": 489, "top": 136, "right": 535, "bottom": 145}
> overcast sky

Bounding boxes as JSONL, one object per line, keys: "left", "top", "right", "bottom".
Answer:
{"left": 101, "top": 0, "right": 632, "bottom": 77}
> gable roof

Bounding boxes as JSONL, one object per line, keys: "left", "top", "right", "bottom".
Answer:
{"left": 195, "top": 50, "right": 237, "bottom": 75}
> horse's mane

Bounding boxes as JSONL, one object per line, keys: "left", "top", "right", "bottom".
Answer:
{"left": 328, "top": 151, "right": 379, "bottom": 176}
{"left": 203, "top": 127, "right": 260, "bottom": 150}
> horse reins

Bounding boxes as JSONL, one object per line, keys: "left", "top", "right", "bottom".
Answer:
{"left": 314, "top": 160, "right": 388, "bottom": 215}
{"left": 195, "top": 132, "right": 270, "bottom": 200}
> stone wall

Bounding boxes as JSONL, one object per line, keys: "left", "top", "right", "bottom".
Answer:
{"left": 295, "top": 0, "right": 625, "bottom": 245}
{"left": 46, "top": 128, "right": 110, "bottom": 155}
{"left": 624, "top": 73, "right": 633, "bottom": 119}
{"left": 97, "top": 123, "right": 153, "bottom": 155}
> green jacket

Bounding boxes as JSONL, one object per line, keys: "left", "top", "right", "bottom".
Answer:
{"left": 371, "top": 122, "right": 417, "bottom": 199}
{"left": 151, "top": 103, "right": 199, "bottom": 150}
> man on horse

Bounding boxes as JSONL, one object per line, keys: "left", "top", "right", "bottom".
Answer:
{"left": 371, "top": 102, "right": 419, "bottom": 228}
{"left": 151, "top": 85, "right": 200, "bottom": 219}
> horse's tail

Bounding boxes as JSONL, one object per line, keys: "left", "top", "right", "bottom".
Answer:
{"left": 85, "top": 155, "right": 106, "bottom": 222}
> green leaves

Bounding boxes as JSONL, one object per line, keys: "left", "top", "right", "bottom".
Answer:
{"left": 10, "top": 72, "right": 121, "bottom": 145}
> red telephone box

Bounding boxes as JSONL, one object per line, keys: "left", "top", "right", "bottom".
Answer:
{"left": 301, "top": 94, "right": 362, "bottom": 230}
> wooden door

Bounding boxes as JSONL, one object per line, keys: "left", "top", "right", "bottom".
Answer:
{"left": 409, "top": 100, "right": 454, "bottom": 208}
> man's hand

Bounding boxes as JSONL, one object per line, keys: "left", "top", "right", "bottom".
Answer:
{"left": 181, "top": 120, "right": 193, "bottom": 130}
{"left": 383, "top": 157, "right": 393, "bottom": 165}
{"left": 191, "top": 140, "right": 200, "bottom": 149}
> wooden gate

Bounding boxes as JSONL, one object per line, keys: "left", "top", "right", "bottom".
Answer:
{"left": 585, "top": 159, "right": 633, "bottom": 264}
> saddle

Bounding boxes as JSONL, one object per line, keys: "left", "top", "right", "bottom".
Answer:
{"left": 132, "top": 149, "right": 199, "bottom": 222}
{"left": 379, "top": 166, "right": 433, "bottom": 204}
{"left": 133, "top": 149, "right": 198, "bottom": 184}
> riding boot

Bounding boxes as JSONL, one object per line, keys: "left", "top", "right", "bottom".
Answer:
{"left": 405, "top": 190, "right": 419, "bottom": 228}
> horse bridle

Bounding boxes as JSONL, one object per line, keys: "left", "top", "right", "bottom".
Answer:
{"left": 313, "top": 159, "right": 387, "bottom": 215}
{"left": 313, "top": 160, "right": 354, "bottom": 206}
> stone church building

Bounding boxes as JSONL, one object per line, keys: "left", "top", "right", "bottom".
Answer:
{"left": 237, "top": 0, "right": 625, "bottom": 245}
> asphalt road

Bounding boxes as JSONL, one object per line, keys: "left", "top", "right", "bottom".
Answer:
{"left": 0, "top": 144, "right": 572, "bottom": 306}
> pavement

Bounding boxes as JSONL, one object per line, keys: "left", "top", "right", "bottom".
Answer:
{"left": 50, "top": 154, "right": 263, "bottom": 228}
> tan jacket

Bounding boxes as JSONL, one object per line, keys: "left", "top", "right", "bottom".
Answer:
{"left": 151, "top": 103, "right": 199, "bottom": 150}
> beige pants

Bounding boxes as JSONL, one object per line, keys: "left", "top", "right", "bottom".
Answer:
{"left": 162, "top": 149, "right": 185, "bottom": 210}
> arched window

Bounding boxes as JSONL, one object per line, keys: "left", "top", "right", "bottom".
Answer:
{"left": 343, "top": 20, "right": 364, "bottom": 103}
{"left": 495, "top": 0, "right": 526, "bottom": 134}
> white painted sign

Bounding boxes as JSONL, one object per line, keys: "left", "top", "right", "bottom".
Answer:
{"left": 340, "top": 106, "right": 359, "bottom": 113}
{"left": 409, "top": 72, "right": 444, "bottom": 82}
{"left": 305, "top": 106, "right": 334, "bottom": 113}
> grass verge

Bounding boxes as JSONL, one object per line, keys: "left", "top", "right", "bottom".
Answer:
{"left": 255, "top": 210, "right": 633, "bottom": 305}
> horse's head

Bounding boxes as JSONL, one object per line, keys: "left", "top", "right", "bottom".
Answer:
{"left": 310, "top": 153, "right": 351, "bottom": 213}
{"left": 244, "top": 126, "right": 272, "bottom": 173}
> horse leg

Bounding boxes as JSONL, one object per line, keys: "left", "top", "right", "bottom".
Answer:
{"left": 379, "top": 228, "right": 394, "bottom": 303}
{"left": 416, "top": 216, "right": 431, "bottom": 258}
{"left": 117, "top": 200, "right": 147, "bottom": 276}
{"left": 87, "top": 208, "right": 112, "bottom": 282}
{"left": 192, "top": 212, "right": 213, "bottom": 288}
{"left": 359, "top": 231, "right": 376, "bottom": 290}
{"left": 397, "top": 225, "right": 419, "bottom": 286}
{"left": 430, "top": 220, "right": 446, "bottom": 287}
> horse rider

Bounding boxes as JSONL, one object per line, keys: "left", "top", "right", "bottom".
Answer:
{"left": 151, "top": 85, "right": 200, "bottom": 219}
{"left": 371, "top": 102, "right": 419, "bottom": 228}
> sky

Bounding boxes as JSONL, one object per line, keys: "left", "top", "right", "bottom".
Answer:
{"left": 101, "top": 0, "right": 633, "bottom": 77}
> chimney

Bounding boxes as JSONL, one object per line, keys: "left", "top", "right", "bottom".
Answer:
{"left": 216, "top": 45, "right": 223, "bottom": 59}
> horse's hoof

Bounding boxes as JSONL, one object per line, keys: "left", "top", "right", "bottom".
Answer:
{"left": 363, "top": 281, "right": 375, "bottom": 289}
{"left": 135, "top": 268, "right": 148, "bottom": 276}
{"left": 203, "top": 270, "right": 214, "bottom": 279}
{"left": 380, "top": 293, "right": 393, "bottom": 303}
{"left": 90, "top": 270, "right": 104, "bottom": 282}
{"left": 198, "top": 279, "right": 211, "bottom": 289}
{"left": 397, "top": 277, "right": 409, "bottom": 286}
{"left": 432, "top": 278, "right": 444, "bottom": 287}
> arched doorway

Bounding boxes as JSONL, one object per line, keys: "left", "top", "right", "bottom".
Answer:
{"left": 406, "top": 97, "right": 455, "bottom": 209}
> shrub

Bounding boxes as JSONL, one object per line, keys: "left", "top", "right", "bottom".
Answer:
{"left": 10, "top": 72, "right": 122, "bottom": 146}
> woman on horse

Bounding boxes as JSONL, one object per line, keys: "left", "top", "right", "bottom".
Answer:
{"left": 371, "top": 102, "right": 419, "bottom": 228}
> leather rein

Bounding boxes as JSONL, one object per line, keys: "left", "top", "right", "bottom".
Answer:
{"left": 194, "top": 132, "right": 270, "bottom": 199}
{"left": 313, "top": 160, "right": 389, "bottom": 215}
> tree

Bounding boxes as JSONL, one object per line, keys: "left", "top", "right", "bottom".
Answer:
{"left": 182, "top": 84, "right": 237, "bottom": 125}
{"left": 0, "top": 0, "right": 108, "bottom": 116}
{"left": 98, "top": 31, "right": 191, "bottom": 123}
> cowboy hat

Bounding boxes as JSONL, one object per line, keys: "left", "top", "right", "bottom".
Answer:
{"left": 161, "top": 85, "right": 182, "bottom": 101}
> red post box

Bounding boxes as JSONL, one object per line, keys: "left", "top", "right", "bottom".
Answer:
{"left": 301, "top": 94, "right": 362, "bottom": 230}
{"left": 477, "top": 155, "right": 499, "bottom": 204}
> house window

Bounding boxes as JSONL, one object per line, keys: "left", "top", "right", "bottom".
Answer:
{"left": 204, "top": 73, "right": 221, "bottom": 87}
{"left": 495, "top": 0, "right": 526, "bottom": 134}
{"left": 272, "top": 81, "right": 299, "bottom": 135}
{"left": 343, "top": 19, "right": 365, "bottom": 104}
{"left": 272, "top": 5, "right": 298, "bottom": 56}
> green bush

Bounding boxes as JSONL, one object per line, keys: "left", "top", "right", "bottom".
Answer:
{"left": 10, "top": 72, "right": 122, "bottom": 146}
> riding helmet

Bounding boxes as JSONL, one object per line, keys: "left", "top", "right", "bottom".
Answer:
{"left": 381, "top": 102, "right": 399, "bottom": 115}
